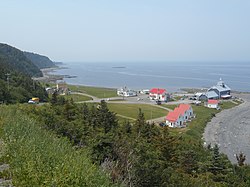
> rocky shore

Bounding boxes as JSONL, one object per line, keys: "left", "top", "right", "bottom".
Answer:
{"left": 203, "top": 93, "right": 250, "bottom": 164}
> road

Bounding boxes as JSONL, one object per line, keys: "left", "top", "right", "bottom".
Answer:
{"left": 203, "top": 94, "right": 250, "bottom": 164}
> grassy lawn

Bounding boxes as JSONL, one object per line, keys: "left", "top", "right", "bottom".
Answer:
{"left": 161, "top": 104, "right": 178, "bottom": 110}
{"left": 68, "top": 85, "right": 117, "bottom": 98}
{"left": 220, "top": 101, "right": 240, "bottom": 110}
{"left": 64, "top": 94, "right": 93, "bottom": 102}
{"left": 107, "top": 103, "right": 168, "bottom": 120}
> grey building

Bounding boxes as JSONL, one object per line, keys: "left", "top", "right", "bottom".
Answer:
{"left": 207, "top": 78, "right": 231, "bottom": 99}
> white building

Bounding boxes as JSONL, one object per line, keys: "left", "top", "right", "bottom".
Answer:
{"left": 149, "top": 88, "right": 170, "bottom": 102}
{"left": 206, "top": 99, "right": 219, "bottom": 109}
{"left": 117, "top": 87, "right": 137, "bottom": 97}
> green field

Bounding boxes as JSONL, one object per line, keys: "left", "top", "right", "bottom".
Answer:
{"left": 64, "top": 94, "right": 93, "bottom": 102}
{"left": 68, "top": 85, "right": 117, "bottom": 98}
{"left": 107, "top": 103, "right": 168, "bottom": 120}
{"left": 161, "top": 104, "right": 178, "bottom": 110}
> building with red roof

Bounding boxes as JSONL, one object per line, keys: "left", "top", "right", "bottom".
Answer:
{"left": 206, "top": 99, "right": 219, "bottom": 109}
{"left": 166, "top": 104, "right": 194, "bottom": 128}
{"left": 149, "top": 88, "right": 170, "bottom": 102}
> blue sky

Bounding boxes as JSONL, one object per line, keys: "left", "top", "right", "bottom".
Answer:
{"left": 1, "top": 0, "right": 250, "bottom": 62}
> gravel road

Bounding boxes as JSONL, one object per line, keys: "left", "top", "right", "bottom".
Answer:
{"left": 203, "top": 94, "right": 250, "bottom": 164}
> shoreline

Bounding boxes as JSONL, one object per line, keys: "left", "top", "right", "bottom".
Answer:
{"left": 203, "top": 93, "right": 250, "bottom": 164}
{"left": 33, "top": 66, "right": 76, "bottom": 83}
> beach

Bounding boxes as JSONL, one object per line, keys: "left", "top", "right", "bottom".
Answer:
{"left": 203, "top": 93, "right": 250, "bottom": 164}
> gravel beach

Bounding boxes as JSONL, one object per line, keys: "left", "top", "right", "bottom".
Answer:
{"left": 203, "top": 93, "right": 250, "bottom": 164}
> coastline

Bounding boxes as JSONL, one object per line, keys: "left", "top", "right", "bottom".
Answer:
{"left": 33, "top": 66, "right": 76, "bottom": 83}
{"left": 203, "top": 93, "right": 250, "bottom": 164}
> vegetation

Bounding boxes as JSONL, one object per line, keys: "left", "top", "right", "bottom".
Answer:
{"left": 107, "top": 103, "right": 168, "bottom": 120}
{"left": 24, "top": 51, "right": 56, "bottom": 69}
{"left": 10, "top": 95, "right": 249, "bottom": 186}
{"left": 68, "top": 85, "right": 117, "bottom": 98}
{"left": 0, "top": 43, "right": 48, "bottom": 103}
{"left": 0, "top": 43, "right": 42, "bottom": 77}
{"left": 0, "top": 106, "right": 114, "bottom": 186}
{"left": 63, "top": 94, "right": 93, "bottom": 102}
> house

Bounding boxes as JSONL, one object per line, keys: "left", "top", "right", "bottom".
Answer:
{"left": 195, "top": 92, "right": 208, "bottom": 101}
{"left": 207, "top": 78, "right": 231, "bottom": 99}
{"left": 206, "top": 99, "right": 219, "bottom": 109}
{"left": 117, "top": 87, "right": 137, "bottom": 97}
{"left": 57, "top": 82, "right": 70, "bottom": 95}
{"left": 166, "top": 104, "right": 194, "bottom": 128}
{"left": 149, "top": 88, "right": 170, "bottom": 102}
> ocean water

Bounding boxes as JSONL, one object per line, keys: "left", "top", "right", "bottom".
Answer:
{"left": 53, "top": 62, "right": 250, "bottom": 92}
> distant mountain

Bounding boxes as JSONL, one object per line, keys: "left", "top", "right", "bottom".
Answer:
{"left": 24, "top": 51, "right": 56, "bottom": 69}
{"left": 0, "top": 43, "right": 42, "bottom": 77}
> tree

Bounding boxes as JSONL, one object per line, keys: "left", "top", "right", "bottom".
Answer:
{"left": 236, "top": 152, "right": 246, "bottom": 167}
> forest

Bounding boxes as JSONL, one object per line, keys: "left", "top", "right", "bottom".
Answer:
{"left": 0, "top": 43, "right": 48, "bottom": 103}
{"left": 12, "top": 94, "right": 249, "bottom": 186}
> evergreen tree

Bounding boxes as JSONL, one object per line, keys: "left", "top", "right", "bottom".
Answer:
{"left": 236, "top": 152, "right": 246, "bottom": 167}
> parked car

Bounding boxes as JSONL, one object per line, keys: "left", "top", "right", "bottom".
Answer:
{"left": 156, "top": 100, "right": 162, "bottom": 105}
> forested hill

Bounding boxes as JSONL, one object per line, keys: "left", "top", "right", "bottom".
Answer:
{"left": 24, "top": 51, "right": 56, "bottom": 69}
{"left": 0, "top": 43, "right": 48, "bottom": 103}
{"left": 0, "top": 43, "right": 42, "bottom": 77}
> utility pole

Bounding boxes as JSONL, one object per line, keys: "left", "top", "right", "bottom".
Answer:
{"left": 5, "top": 73, "right": 10, "bottom": 91}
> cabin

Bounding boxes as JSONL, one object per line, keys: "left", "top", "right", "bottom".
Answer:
{"left": 166, "top": 104, "right": 194, "bottom": 128}
{"left": 206, "top": 99, "right": 219, "bottom": 109}
{"left": 207, "top": 78, "right": 231, "bottom": 99}
{"left": 117, "top": 87, "right": 137, "bottom": 97}
{"left": 149, "top": 88, "right": 170, "bottom": 102}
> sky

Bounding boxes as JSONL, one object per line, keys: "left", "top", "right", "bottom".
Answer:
{"left": 0, "top": 0, "right": 250, "bottom": 62}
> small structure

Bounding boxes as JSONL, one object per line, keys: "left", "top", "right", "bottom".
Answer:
{"left": 206, "top": 99, "right": 219, "bottom": 109}
{"left": 207, "top": 78, "right": 231, "bottom": 99}
{"left": 149, "top": 88, "right": 170, "bottom": 102}
{"left": 117, "top": 87, "right": 137, "bottom": 97}
{"left": 57, "top": 82, "right": 70, "bottom": 95}
{"left": 195, "top": 92, "right": 208, "bottom": 101}
{"left": 166, "top": 104, "right": 194, "bottom": 128}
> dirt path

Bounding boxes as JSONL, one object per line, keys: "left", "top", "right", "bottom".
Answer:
{"left": 203, "top": 94, "right": 250, "bottom": 164}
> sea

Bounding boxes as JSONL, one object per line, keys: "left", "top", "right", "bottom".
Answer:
{"left": 53, "top": 62, "right": 250, "bottom": 92}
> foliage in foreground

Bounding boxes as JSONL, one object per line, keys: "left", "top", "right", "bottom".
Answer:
{"left": 0, "top": 106, "right": 114, "bottom": 187}
{"left": 20, "top": 97, "right": 250, "bottom": 187}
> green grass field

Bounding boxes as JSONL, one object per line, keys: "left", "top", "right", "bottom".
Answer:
{"left": 161, "top": 104, "right": 178, "bottom": 110}
{"left": 64, "top": 94, "right": 93, "bottom": 102}
{"left": 68, "top": 85, "right": 117, "bottom": 98}
{"left": 107, "top": 103, "right": 168, "bottom": 120}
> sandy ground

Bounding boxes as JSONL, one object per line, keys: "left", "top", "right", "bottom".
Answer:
{"left": 203, "top": 93, "right": 250, "bottom": 164}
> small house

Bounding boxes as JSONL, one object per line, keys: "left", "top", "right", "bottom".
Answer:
{"left": 149, "top": 88, "right": 170, "bottom": 102}
{"left": 166, "top": 104, "right": 194, "bottom": 128}
{"left": 206, "top": 99, "right": 219, "bottom": 109}
{"left": 195, "top": 92, "right": 207, "bottom": 101}
{"left": 117, "top": 87, "right": 137, "bottom": 97}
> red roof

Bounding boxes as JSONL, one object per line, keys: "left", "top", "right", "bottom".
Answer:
{"left": 149, "top": 88, "right": 166, "bottom": 94}
{"left": 166, "top": 111, "right": 180, "bottom": 122}
{"left": 208, "top": 99, "right": 219, "bottom": 104}
{"left": 166, "top": 104, "right": 191, "bottom": 122}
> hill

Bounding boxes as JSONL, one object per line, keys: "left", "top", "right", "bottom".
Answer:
{"left": 0, "top": 43, "right": 42, "bottom": 77}
{"left": 24, "top": 51, "right": 56, "bottom": 69}
{"left": 0, "top": 43, "right": 48, "bottom": 103}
